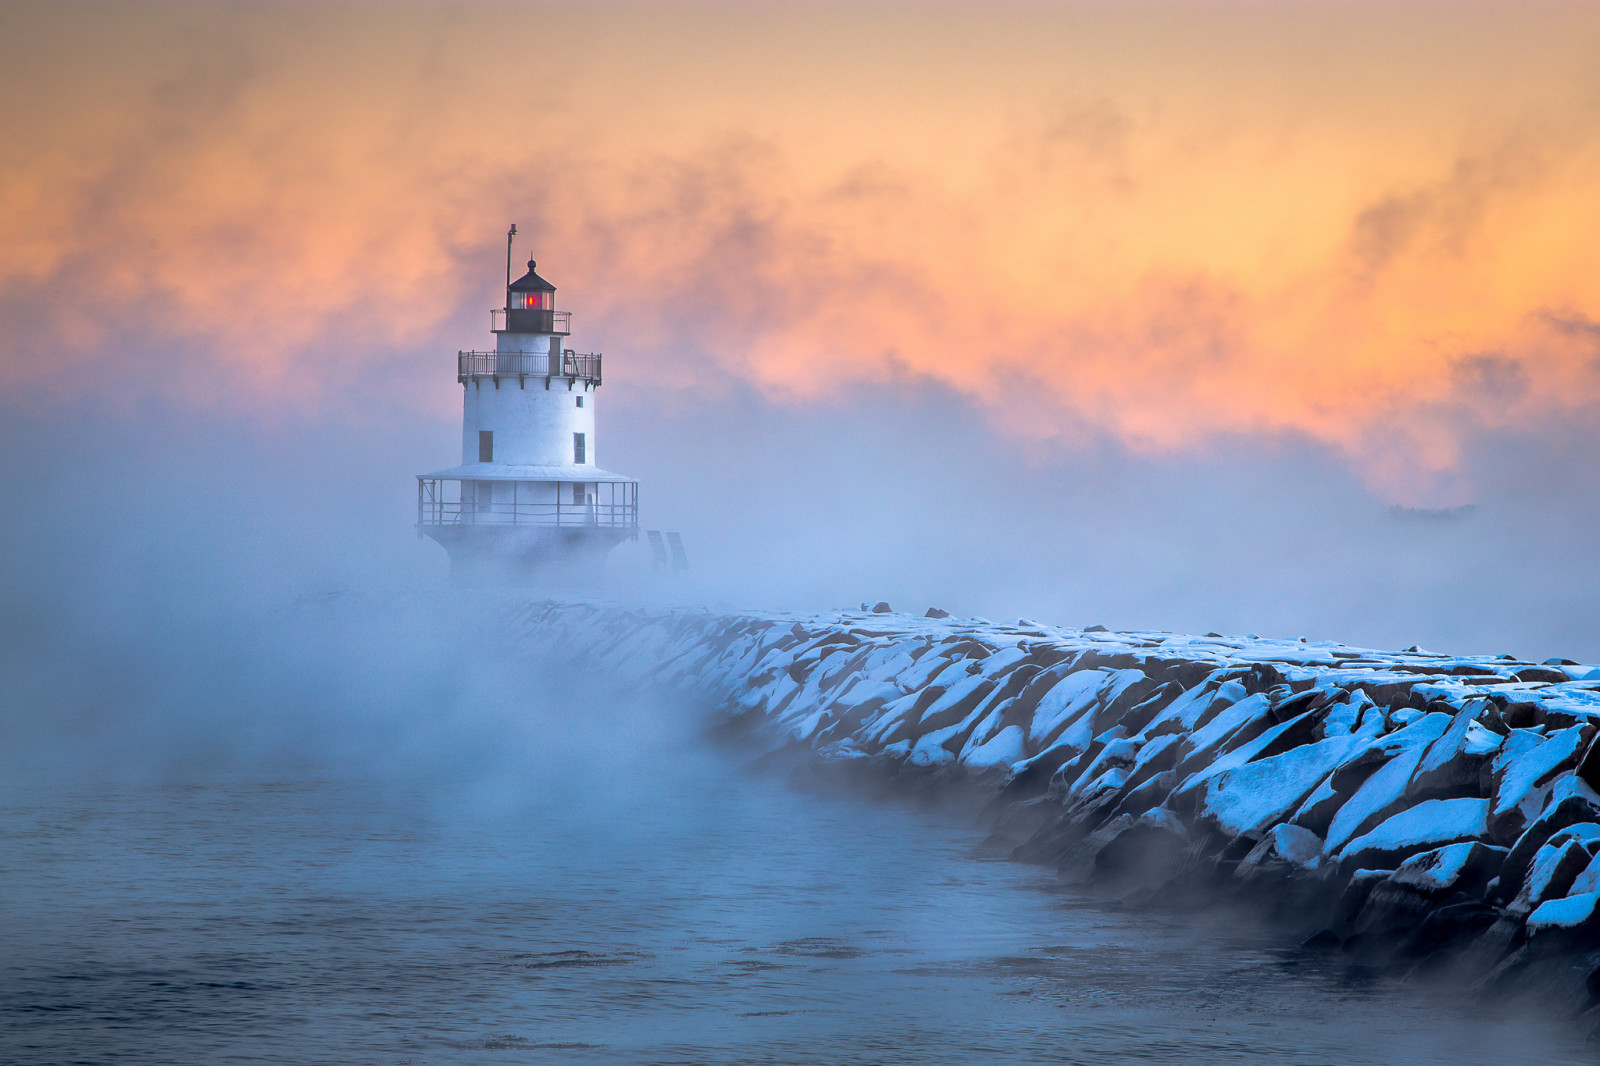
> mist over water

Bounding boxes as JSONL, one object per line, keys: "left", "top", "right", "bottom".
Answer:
{"left": 614, "top": 378, "right": 1600, "bottom": 661}
{"left": 2, "top": 382, "right": 1600, "bottom": 1062}
{"left": 6, "top": 376, "right": 1600, "bottom": 662}
{"left": 2, "top": 591, "right": 1596, "bottom": 1064}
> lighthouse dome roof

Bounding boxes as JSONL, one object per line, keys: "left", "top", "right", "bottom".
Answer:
{"left": 508, "top": 259, "right": 555, "bottom": 293}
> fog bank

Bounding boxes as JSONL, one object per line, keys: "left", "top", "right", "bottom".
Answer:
{"left": 7, "top": 366, "right": 1598, "bottom": 678}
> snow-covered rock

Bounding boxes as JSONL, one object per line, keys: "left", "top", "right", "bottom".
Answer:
{"left": 1336, "top": 797, "right": 1491, "bottom": 868}
{"left": 1196, "top": 736, "right": 1360, "bottom": 838}
{"left": 1509, "top": 837, "right": 1595, "bottom": 917}
{"left": 1388, "top": 842, "right": 1505, "bottom": 896}
{"left": 1527, "top": 891, "right": 1600, "bottom": 937}
{"left": 1323, "top": 714, "right": 1453, "bottom": 853}
{"left": 960, "top": 724, "right": 1026, "bottom": 769}
{"left": 1489, "top": 724, "right": 1593, "bottom": 841}
{"left": 1236, "top": 824, "right": 1325, "bottom": 879}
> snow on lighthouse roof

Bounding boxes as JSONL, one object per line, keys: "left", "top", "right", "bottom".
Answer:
{"left": 508, "top": 260, "right": 555, "bottom": 293}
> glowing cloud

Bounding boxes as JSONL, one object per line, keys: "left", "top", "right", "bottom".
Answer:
{"left": 4, "top": 2, "right": 1600, "bottom": 500}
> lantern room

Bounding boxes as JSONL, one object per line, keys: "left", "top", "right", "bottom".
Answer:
{"left": 503, "top": 259, "right": 568, "bottom": 335}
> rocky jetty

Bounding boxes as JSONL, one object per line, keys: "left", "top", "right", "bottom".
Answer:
{"left": 511, "top": 600, "right": 1600, "bottom": 1014}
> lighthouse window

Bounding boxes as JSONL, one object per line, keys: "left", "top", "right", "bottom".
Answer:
{"left": 511, "top": 291, "right": 552, "bottom": 311}
{"left": 573, "top": 432, "right": 586, "bottom": 464}
{"left": 478, "top": 430, "right": 494, "bottom": 463}
{"left": 572, "top": 482, "right": 585, "bottom": 505}
{"left": 575, "top": 396, "right": 583, "bottom": 408}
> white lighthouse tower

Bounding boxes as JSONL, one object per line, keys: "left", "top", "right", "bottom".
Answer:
{"left": 417, "top": 230, "right": 638, "bottom": 583}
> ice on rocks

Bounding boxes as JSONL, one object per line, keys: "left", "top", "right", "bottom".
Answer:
{"left": 1389, "top": 842, "right": 1504, "bottom": 895}
{"left": 1198, "top": 736, "right": 1362, "bottom": 838}
{"left": 916, "top": 673, "right": 992, "bottom": 724}
{"left": 1464, "top": 720, "right": 1504, "bottom": 757}
{"left": 975, "top": 646, "right": 1031, "bottom": 678}
{"left": 1141, "top": 678, "right": 1247, "bottom": 737}
{"left": 1181, "top": 693, "right": 1273, "bottom": 762}
{"left": 832, "top": 676, "right": 902, "bottom": 712}
{"left": 1258, "top": 824, "right": 1324, "bottom": 867}
{"left": 1073, "top": 765, "right": 1129, "bottom": 803}
{"left": 1131, "top": 734, "right": 1182, "bottom": 776}
{"left": 961, "top": 724, "right": 1026, "bottom": 769}
{"left": 1492, "top": 724, "right": 1591, "bottom": 822}
{"left": 1546, "top": 774, "right": 1600, "bottom": 813}
{"left": 1074, "top": 737, "right": 1141, "bottom": 791}
{"left": 1513, "top": 838, "right": 1595, "bottom": 916}
{"left": 1336, "top": 797, "right": 1490, "bottom": 865}
{"left": 1564, "top": 851, "right": 1600, "bottom": 898}
{"left": 784, "top": 708, "right": 829, "bottom": 740}
{"left": 1181, "top": 709, "right": 1321, "bottom": 792}
{"left": 1028, "top": 670, "right": 1114, "bottom": 744}
{"left": 894, "top": 652, "right": 960, "bottom": 692}
{"left": 1320, "top": 691, "right": 1376, "bottom": 738}
{"left": 1415, "top": 701, "right": 1483, "bottom": 778}
{"left": 1527, "top": 891, "right": 1600, "bottom": 934}
{"left": 908, "top": 725, "right": 962, "bottom": 766}
{"left": 1322, "top": 713, "right": 1453, "bottom": 853}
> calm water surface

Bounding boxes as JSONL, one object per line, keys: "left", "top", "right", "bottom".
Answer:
{"left": 2, "top": 629, "right": 1596, "bottom": 1064}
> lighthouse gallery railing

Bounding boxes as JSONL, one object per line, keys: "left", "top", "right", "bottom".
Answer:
{"left": 417, "top": 478, "right": 637, "bottom": 530}
{"left": 490, "top": 308, "right": 571, "bottom": 335}
{"left": 458, "top": 350, "right": 602, "bottom": 384}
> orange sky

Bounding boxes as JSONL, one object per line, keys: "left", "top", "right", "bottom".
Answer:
{"left": 4, "top": 1, "right": 1600, "bottom": 501}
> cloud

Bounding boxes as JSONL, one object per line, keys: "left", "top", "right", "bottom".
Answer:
{"left": 1450, "top": 353, "right": 1529, "bottom": 405}
{"left": 1347, "top": 131, "right": 1548, "bottom": 284}
{"left": 3, "top": 3, "right": 1600, "bottom": 503}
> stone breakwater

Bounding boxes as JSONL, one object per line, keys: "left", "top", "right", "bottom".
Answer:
{"left": 510, "top": 600, "right": 1600, "bottom": 1011}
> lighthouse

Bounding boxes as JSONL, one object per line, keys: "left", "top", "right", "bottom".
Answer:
{"left": 417, "top": 230, "right": 639, "bottom": 583}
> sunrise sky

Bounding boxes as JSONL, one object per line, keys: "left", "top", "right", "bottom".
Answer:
{"left": 5, "top": 1, "right": 1600, "bottom": 508}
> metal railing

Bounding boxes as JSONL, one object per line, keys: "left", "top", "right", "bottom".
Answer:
{"left": 457, "top": 350, "right": 602, "bottom": 384}
{"left": 490, "top": 308, "right": 571, "bottom": 334}
{"left": 418, "top": 477, "right": 637, "bottom": 530}
{"left": 419, "top": 499, "right": 637, "bottom": 528}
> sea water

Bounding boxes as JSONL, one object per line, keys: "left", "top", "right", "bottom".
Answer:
{"left": 1, "top": 609, "right": 1595, "bottom": 1064}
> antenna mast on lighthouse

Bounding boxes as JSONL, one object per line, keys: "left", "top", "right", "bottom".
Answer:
{"left": 504, "top": 223, "right": 517, "bottom": 305}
